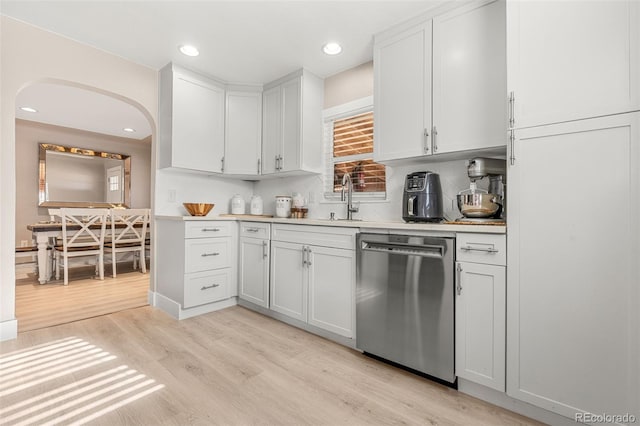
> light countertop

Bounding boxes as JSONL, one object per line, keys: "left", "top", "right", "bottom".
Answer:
{"left": 155, "top": 215, "right": 506, "bottom": 234}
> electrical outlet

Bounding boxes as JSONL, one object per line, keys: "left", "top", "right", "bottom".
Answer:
{"left": 168, "top": 189, "right": 176, "bottom": 203}
{"left": 20, "top": 240, "right": 29, "bottom": 247}
{"left": 308, "top": 192, "right": 315, "bottom": 204}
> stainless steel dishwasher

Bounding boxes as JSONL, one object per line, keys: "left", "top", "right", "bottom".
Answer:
{"left": 356, "top": 233, "right": 455, "bottom": 383}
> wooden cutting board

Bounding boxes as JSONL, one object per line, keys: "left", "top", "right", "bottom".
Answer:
{"left": 444, "top": 220, "right": 506, "bottom": 226}
{"left": 219, "top": 214, "right": 274, "bottom": 218}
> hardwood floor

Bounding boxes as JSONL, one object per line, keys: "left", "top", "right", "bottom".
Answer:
{"left": 0, "top": 306, "right": 544, "bottom": 426}
{"left": 15, "top": 263, "right": 149, "bottom": 333}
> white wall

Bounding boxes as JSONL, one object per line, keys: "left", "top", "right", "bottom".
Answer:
{"left": 155, "top": 169, "right": 253, "bottom": 216}
{"left": 0, "top": 16, "right": 158, "bottom": 339}
{"left": 324, "top": 61, "right": 374, "bottom": 109}
{"left": 14, "top": 119, "right": 152, "bottom": 246}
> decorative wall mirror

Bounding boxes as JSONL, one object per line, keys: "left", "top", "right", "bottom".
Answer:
{"left": 38, "top": 143, "right": 131, "bottom": 207}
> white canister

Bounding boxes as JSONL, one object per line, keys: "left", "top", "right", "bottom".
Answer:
{"left": 275, "top": 196, "right": 292, "bottom": 218}
{"left": 292, "top": 192, "right": 305, "bottom": 208}
{"left": 250, "top": 195, "right": 263, "bottom": 215}
{"left": 231, "top": 194, "right": 246, "bottom": 215}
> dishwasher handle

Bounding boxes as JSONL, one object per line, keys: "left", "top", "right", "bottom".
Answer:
{"left": 360, "top": 241, "right": 444, "bottom": 258}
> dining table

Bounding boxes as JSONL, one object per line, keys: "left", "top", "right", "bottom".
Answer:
{"left": 27, "top": 221, "right": 146, "bottom": 284}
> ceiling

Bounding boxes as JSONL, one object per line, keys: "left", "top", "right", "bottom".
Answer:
{"left": 3, "top": 0, "right": 443, "bottom": 137}
{"left": 16, "top": 83, "right": 153, "bottom": 139}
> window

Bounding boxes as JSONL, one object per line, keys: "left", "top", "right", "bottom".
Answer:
{"left": 324, "top": 97, "right": 386, "bottom": 198}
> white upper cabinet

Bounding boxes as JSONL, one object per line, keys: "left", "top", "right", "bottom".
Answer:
{"left": 224, "top": 90, "right": 262, "bottom": 176}
{"left": 507, "top": 0, "right": 639, "bottom": 129}
{"left": 261, "top": 69, "right": 324, "bottom": 176}
{"left": 374, "top": 21, "right": 432, "bottom": 161}
{"left": 433, "top": 0, "right": 507, "bottom": 154}
{"left": 159, "top": 63, "right": 225, "bottom": 173}
{"left": 374, "top": 0, "right": 506, "bottom": 163}
{"left": 261, "top": 85, "right": 281, "bottom": 175}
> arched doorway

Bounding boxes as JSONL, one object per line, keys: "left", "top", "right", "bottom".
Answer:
{"left": 14, "top": 80, "right": 155, "bottom": 332}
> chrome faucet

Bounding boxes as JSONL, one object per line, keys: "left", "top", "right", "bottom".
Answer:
{"left": 341, "top": 172, "right": 359, "bottom": 220}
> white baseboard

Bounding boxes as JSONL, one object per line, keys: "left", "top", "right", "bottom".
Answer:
{"left": 237, "top": 299, "right": 356, "bottom": 349}
{"left": 151, "top": 291, "right": 237, "bottom": 320}
{"left": 458, "top": 379, "right": 576, "bottom": 426}
{"left": 0, "top": 319, "right": 18, "bottom": 341}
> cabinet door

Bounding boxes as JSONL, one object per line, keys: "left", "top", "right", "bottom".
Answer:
{"left": 433, "top": 0, "right": 507, "bottom": 153}
{"left": 261, "top": 85, "right": 281, "bottom": 175}
{"left": 239, "top": 237, "right": 270, "bottom": 308}
{"left": 507, "top": 0, "right": 639, "bottom": 128}
{"left": 172, "top": 73, "right": 225, "bottom": 173}
{"left": 307, "top": 246, "right": 355, "bottom": 338}
{"left": 374, "top": 21, "right": 432, "bottom": 161}
{"left": 224, "top": 91, "right": 262, "bottom": 175}
{"left": 280, "top": 77, "right": 302, "bottom": 172}
{"left": 455, "top": 261, "right": 505, "bottom": 391}
{"left": 507, "top": 113, "right": 640, "bottom": 419}
{"left": 270, "top": 241, "right": 307, "bottom": 322}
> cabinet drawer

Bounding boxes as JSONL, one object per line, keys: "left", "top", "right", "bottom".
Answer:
{"left": 185, "top": 221, "right": 231, "bottom": 238}
{"left": 272, "top": 224, "right": 357, "bottom": 250}
{"left": 183, "top": 269, "right": 230, "bottom": 308}
{"left": 185, "top": 238, "right": 229, "bottom": 273}
{"left": 239, "top": 222, "right": 271, "bottom": 239}
{"left": 456, "top": 233, "right": 506, "bottom": 266}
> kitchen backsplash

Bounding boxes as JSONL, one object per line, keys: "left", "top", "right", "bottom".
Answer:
{"left": 253, "top": 159, "right": 485, "bottom": 222}
{"left": 156, "top": 159, "right": 500, "bottom": 221}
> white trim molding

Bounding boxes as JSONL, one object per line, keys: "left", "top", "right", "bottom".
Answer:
{"left": 0, "top": 319, "right": 18, "bottom": 341}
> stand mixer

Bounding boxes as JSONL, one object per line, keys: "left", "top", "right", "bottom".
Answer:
{"left": 456, "top": 157, "right": 506, "bottom": 222}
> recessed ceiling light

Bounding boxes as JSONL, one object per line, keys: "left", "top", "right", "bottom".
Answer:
{"left": 323, "top": 42, "right": 342, "bottom": 55}
{"left": 123, "top": 128, "right": 136, "bottom": 133}
{"left": 179, "top": 45, "right": 200, "bottom": 57}
{"left": 20, "top": 106, "right": 38, "bottom": 113}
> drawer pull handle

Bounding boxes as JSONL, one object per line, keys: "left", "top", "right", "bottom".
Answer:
{"left": 460, "top": 246, "right": 498, "bottom": 253}
{"left": 201, "top": 252, "right": 220, "bottom": 257}
{"left": 201, "top": 284, "right": 220, "bottom": 290}
{"left": 246, "top": 228, "right": 260, "bottom": 233}
{"left": 202, "top": 228, "right": 220, "bottom": 232}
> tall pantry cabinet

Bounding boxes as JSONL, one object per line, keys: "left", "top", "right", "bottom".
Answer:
{"left": 506, "top": 0, "right": 640, "bottom": 421}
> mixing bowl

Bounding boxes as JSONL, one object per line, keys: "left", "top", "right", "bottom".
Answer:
{"left": 456, "top": 193, "right": 502, "bottom": 218}
{"left": 183, "top": 203, "right": 215, "bottom": 216}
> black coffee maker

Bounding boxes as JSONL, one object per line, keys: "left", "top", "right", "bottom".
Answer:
{"left": 402, "top": 171, "right": 443, "bottom": 222}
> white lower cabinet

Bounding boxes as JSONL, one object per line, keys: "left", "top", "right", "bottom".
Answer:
{"left": 239, "top": 238, "right": 270, "bottom": 308}
{"left": 270, "top": 224, "right": 356, "bottom": 338}
{"left": 455, "top": 233, "right": 506, "bottom": 392}
{"left": 156, "top": 219, "right": 236, "bottom": 312}
{"left": 238, "top": 222, "right": 271, "bottom": 308}
{"left": 307, "top": 245, "right": 354, "bottom": 337}
{"left": 455, "top": 261, "right": 505, "bottom": 391}
{"left": 270, "top": 241, "right": 307, "bottom": 321}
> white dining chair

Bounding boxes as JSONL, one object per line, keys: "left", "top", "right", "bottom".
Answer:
{"left": 55, "top": 208, "right": 109, "bottom": 285}
{"left": 104, "top": 208, "right": 150, "bottom": 278}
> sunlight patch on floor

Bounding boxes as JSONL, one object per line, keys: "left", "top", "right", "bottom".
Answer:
{"left": 0, "top": 337, "right": 164, "bottom": 425}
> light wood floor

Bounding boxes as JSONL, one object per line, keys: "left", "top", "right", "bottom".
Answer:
{"left": 0, "top": 305, "right": 544, "bottom": 426}
{"left": 15, "top": 263, "right": 149, "bottom": 333}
